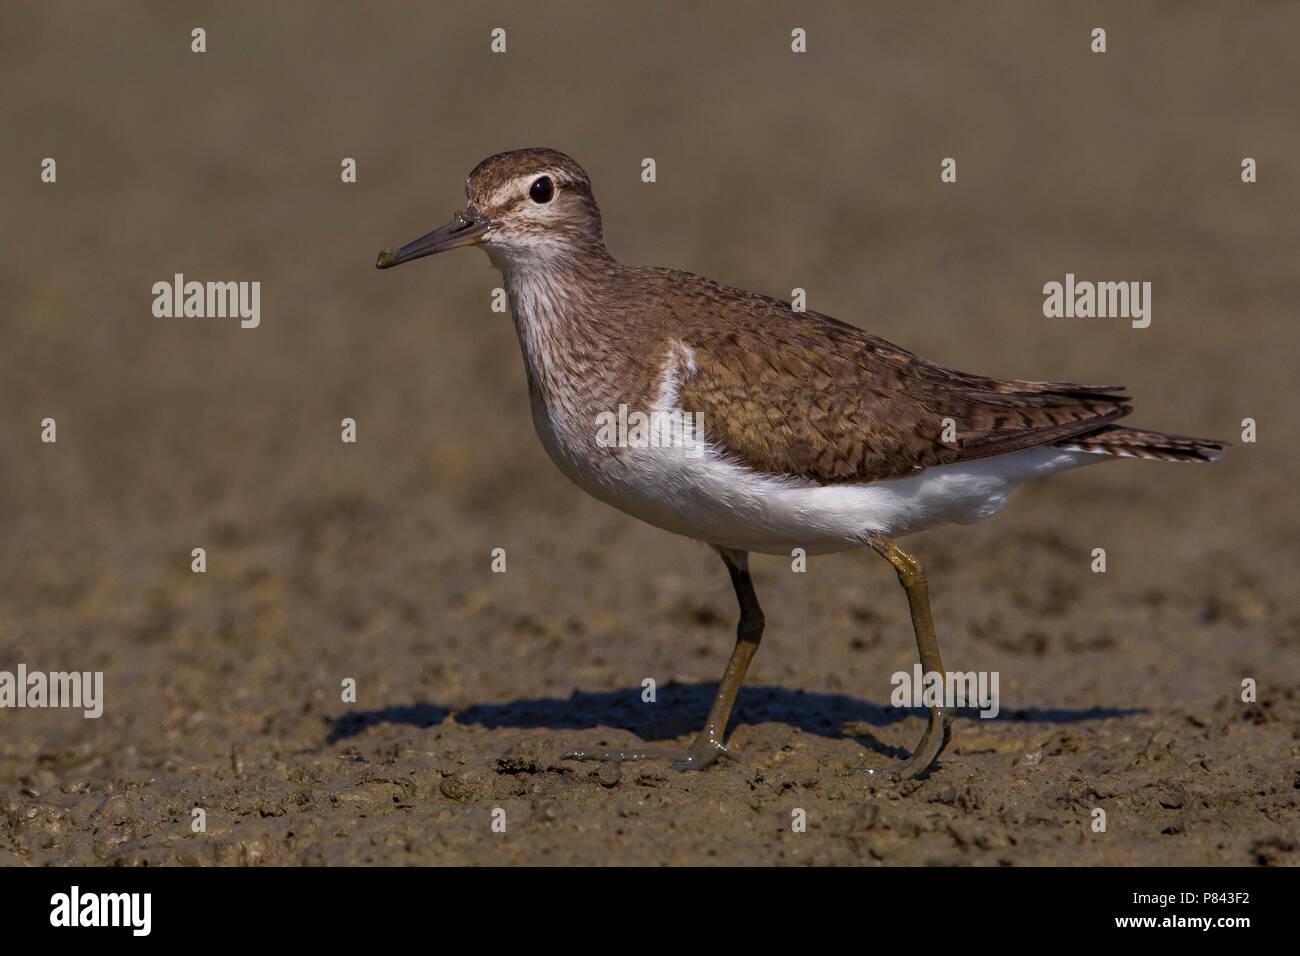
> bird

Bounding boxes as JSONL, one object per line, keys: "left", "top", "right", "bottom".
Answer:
{"left": 376, "top": 147, "right": 1225, "bottom": 779}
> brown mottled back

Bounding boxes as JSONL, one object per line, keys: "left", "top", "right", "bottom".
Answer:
{"left": 603, "top": 269, "right": 1135, "bottom": 483}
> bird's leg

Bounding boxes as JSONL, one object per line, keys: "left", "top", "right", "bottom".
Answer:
{"left": 562, "top": 546, "right": 763, "bottom": 772}
{"left": 865, "top": 531, "right": 954, "bottom": 779}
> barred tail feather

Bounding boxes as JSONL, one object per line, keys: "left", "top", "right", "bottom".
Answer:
{"left": 1055, "top": 425, "right": 1227, "bottom": 463}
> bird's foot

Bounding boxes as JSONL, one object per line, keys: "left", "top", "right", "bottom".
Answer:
{"left": 858, "top": 707, "right": 954, "bottom": 781}
{"left": 562, "top": 734, "right": 738, "bottom": 772}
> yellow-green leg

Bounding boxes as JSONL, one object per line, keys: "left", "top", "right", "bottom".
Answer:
{"left": 867, "top": 531, "right": 955, "bottom": 779}
{"left": 563, "top": 546, "right": 762, "bottom": 771}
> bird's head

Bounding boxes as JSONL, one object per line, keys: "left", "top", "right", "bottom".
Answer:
{"left": 376, "top": 147, "right": 607, "bottom": 273}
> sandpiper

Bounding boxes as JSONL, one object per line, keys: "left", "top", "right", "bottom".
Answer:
{"left": 377, "top": 147, "right": 1225, "bottom": 779}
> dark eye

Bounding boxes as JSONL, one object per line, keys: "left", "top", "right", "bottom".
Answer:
{"left": 529, "top": 176, "right": 554, "bottom": 204}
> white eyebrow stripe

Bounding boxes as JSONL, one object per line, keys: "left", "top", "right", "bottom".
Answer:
{"left": 487, "top": 169, "right": 562, "bottom": 208}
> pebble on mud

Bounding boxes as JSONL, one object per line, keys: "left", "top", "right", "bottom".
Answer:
{"left": 597, "top": 762, "right": 622, "bottom": 788}
{"left": 439, "top": 772, "right": 480, "bottom": 801}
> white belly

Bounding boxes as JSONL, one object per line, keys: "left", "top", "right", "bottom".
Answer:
{"left": 532, "top": 406, "right": 1103, "bottom": 555}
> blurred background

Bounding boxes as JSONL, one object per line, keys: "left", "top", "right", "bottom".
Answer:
{"left": 1, "top": 2, "right": 1296, "bottom": 865}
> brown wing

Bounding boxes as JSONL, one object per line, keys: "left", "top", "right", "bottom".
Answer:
{"left": 672, "top": 295, "right": 1132, "bottom": 484}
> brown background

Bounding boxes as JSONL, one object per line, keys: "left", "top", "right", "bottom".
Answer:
{"left": 1, "top": 2, "right": 1296, "bottom": 865}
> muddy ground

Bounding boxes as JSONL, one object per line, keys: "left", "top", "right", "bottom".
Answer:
{"left": 1, "top": 3, "right": 1297, "bottom": 866}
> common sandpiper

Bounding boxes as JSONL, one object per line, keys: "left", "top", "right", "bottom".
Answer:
{"left": 377, "top": 147, "right": 1225, "bottom": 779}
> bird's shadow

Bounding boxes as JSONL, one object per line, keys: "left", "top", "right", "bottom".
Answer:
{"left": 325, "top": 683, "right": 1142, "bottom": 756}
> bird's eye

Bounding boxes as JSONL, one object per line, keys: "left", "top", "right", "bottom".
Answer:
{"left": 529, "top": 176, "right": 555, "bottom": 204}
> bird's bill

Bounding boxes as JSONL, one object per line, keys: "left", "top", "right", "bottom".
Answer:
{"left": 375, "top": 210, "right": 491, "bottom": 269}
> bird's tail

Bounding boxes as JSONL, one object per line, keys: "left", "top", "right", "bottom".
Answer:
{"left": 1055, "top": 425, "right": 1227, "bottom": 463}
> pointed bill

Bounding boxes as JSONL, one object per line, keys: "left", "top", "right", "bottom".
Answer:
{"left": 376, "top": 210, "right": 490, "bottom": 269}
